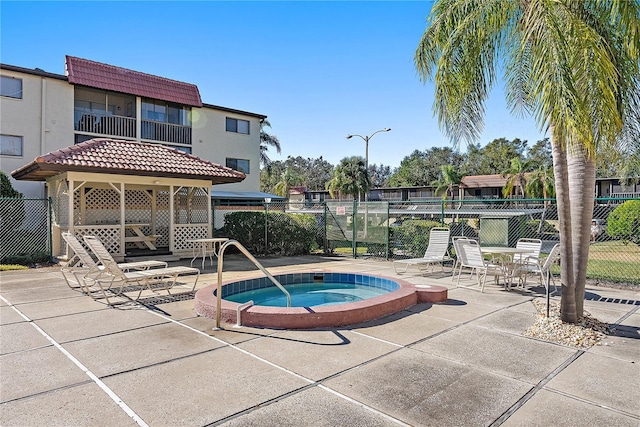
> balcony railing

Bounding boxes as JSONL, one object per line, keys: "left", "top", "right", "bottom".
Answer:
{"left": 74, "top": 109, "right": 136, "bottom": 138}
{"left": 141, "top": 120, "right": 192, "bottom": 145}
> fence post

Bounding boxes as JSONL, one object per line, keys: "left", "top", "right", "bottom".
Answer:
{"left": 323, "top": 202, "right": 328, "bottom": 254}
{"left": 386, "top": 201, "right": 390, "bottom": 260}
{"left": 352, "top": 200, "right": 357, "bottom": 259}
{"left": 264, "top": 202, "right": 269, "bottom": 256}
{"left": 441, "top": 199, "right": 445, "bottom": 225}
{"left": 48, "top": 197, "right": 53, "bottom": 260}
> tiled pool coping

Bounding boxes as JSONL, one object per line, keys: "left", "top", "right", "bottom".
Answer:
{"left": 194, "top": 272, "right": 447, "bottom": 329}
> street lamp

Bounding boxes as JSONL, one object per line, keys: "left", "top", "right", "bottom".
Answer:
{"left": 346, "top": 128, "right": 391, "bottom": 200}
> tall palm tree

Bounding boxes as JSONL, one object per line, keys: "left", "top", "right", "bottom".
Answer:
{"left": 431, "top": 164, "right": 463, "bottom": 201}
{"left": 501, "top": 158, "right": 530, "bottom": 198}
{"left": 260, "top": 120, "right": 281, "bottom": 170}
{"left": 326, "top": 156, "right": 370, "bottom": 201}
{"left": 416, "top": 0, "right": 639, "bottom": 322}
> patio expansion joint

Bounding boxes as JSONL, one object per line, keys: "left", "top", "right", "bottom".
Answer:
{"left": 489, "top": 349, "right": 586, "bottom": 427}
{"left": 0, "top": 379, "right": 94, "bottom": 405}
{"left": 0, "top": 294, "right": 149, "bottom": 427}
{"left": 144, "top": 306, "right": 412, "bottom": 427}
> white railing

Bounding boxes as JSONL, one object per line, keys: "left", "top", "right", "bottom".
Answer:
{"left": 74, "top": 109, "right": 136, "bottom": 138}
{"left": 141, "top": 120, "right": 192, "bottom": 145}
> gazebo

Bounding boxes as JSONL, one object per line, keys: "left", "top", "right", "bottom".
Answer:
{"left": 12, "top": 138, "right": 245, "bottom": 261}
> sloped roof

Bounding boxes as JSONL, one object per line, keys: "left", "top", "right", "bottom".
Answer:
{"left": 11, "top": 139, "right": 245, "bottom": 184}
{"left": 65, "top": 56, "right": 202, "bottom": 107}
{"left": 461, "top": 173, "right": 533, "bottom": 189}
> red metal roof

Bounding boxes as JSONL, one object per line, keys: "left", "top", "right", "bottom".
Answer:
{"left": 65, "top": 56, "right": 202, "bottom": 107}
{"left": 12, "top": 139, "right": 245, "bottom": 183}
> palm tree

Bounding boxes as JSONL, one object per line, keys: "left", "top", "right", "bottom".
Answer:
{"left": 326, "top": 156, "right": 370, "bottom": 201}
{"left": 260, "top": 120, "right": 281, "bottom": 170}
{"left": 431, "top": 165, "right": 463, "bottom": 202}
{"left": 501, "top": 158, "right": 530, "bottom": 198}
{"left": 273, "top": 168, "right": 301, "bottom": 198}
{"left": 526, "top": 166, "right": 555, "bottom": 200}
{"left": 416, "top": 0, "right": 639, "bottom": 322}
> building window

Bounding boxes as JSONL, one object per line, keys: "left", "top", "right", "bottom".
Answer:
{"left": 226, "top": 117, "right": 250, "bottom": 134}
{"left": 1, "top": 76, "right": 23, "bottom": 99}
{"left": 0, "top": 135, "right": 23, "bottom": 156}
{"left": 226, "top": 158, "right": 250, "bottom": 174}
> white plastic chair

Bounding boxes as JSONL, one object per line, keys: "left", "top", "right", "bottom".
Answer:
{"left": 451, "top": 236, "right": 476, "bottom": 282}
{"left": 456, "top": 239, "right": 504, "bottom": 292}
{"left": 393, "top": 227, "right": 452, "bottom": 274}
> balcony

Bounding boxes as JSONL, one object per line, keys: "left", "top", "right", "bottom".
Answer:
{"left": 141, "top": 120, "right": 192, "bottom": 145}
{"left": 75, "top": 109, "right": 136, "bottom": 139}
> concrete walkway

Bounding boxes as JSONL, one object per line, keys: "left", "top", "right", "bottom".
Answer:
{"left": 1, "top": 255, "right": 638, "bottom": 426}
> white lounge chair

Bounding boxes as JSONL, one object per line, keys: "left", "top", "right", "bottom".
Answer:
{"left": 61, "top": 232, "right": 167, "bottom": 290}
{"left": 451, "top": 236, "right": 477, "bottom": 282}
{"left": 455, "top": 239, "right": 504, "bottom": 292}
{"left": 82, "top": 235, "right": 199, "bottom": 305}
{"left": 393, "top": 227, "right": 451, "bottom": 274}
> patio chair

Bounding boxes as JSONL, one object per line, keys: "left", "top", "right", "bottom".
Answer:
{"left": 514, "top": 238, "right": 543, "bottom": 266}
{"left": 82, "top": 235, "right": 200, "bottom": 305}
{"left": 61, "top": 232, "right": 168, "bottom": 290}
{"left": 393, "top": 227, "right": 452, "bottom": 274}
{"left": 455, "top": 239, "right": 505, "bottom": 292}
{"left": 451, "top": 236, "right": 477, "bottom": 282}
{"left": 513, "top": 243, "right": 561, "bottom": 294}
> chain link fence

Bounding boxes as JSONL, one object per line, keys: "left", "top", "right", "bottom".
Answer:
{"left": 0, "top": 198, "right": 51, "bottom": 264}
{"left": 2, "top": 197, "right": 638, "bottom": 285}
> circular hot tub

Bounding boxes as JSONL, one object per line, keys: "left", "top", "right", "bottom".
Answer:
{"left": 194, "top": 272, "right": 448, "bottom": 329}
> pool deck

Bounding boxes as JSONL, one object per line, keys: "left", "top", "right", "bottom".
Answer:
{"left": 1, "top": 255, "right": 638, "bottom": 426}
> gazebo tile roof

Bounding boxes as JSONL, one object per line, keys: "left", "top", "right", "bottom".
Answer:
{"left": 11, "top": 139, "right": 246, "bottom": 183}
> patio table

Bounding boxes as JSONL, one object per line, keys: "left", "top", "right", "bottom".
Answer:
{"left": 480, "top": 246, "right": 534, "bottom": 287}
{"left": 188, "top": 238, "right": 230, "bottom": 269}
{"left": 124, "top": 223, "right": 158, "bottom": 250}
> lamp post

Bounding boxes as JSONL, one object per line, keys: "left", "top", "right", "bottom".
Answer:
{"left": 346, "top": 128, "right": 391, "bottom": 201}
{"left": 346, "top": 128, "right": 390, "bottom": 243}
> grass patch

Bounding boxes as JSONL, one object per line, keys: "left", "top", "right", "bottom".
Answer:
{"left": 0, "top": 264, "right": 29, "bottom": 271}
{"left": 586, "top": 259, "right": 640, "bottom": 284}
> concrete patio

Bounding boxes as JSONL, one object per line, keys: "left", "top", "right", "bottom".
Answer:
{"left": 1, "top": 255, "right": 638, "bottom": 426}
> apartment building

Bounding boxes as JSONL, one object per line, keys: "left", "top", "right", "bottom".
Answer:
{"left": 0, "top": 56, "right": 266, "bottom": 199}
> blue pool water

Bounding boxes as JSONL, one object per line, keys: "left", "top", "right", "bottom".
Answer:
{"left": 220, "top": 273, "right": 400, "bottom": 308}
{"left": 225, "top": 282, "right": 388, "bottom": 307}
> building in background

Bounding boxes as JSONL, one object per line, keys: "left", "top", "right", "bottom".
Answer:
{"left": 1, "top": 56, "right": 268, "bottom": 200}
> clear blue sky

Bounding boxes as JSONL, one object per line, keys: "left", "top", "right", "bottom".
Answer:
{"left": 1, "top": 1, "right": 547, "bottom": 169}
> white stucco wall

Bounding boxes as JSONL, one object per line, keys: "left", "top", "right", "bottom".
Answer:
{"left": 191, "top": 108, "right": 261, "bottom": 192}
{"left": 0, "top": 70, "right": 74, "bottom": 198}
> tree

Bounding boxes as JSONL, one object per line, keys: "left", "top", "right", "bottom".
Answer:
{"left": 415, "top": 0, "right": 639, "bottom": 322}
{"left": 501, "top": 157, "right": 531, "bottom": 198}
{"left": 461, "top": 138, "right": 527, "bottom": 176}
{"left": 527, "top": 138, "right": 553, "bottom": 171}
{"left": 526, "top": 166, "right": 555, "bottom": 200}
{"left": 259, "top": 120, "right": 281, "bottom": 170}
{"left": 431, "top": 165, "right": 463, "bottom": 201}
{"left": 326, "top": 156, "right": 369, "bottom": 200}
{"left": 273, "top": 168, "right": 302, "bottom": 198}
{"left": 1, "top": 171, "right": 22, "bottom": 198}
{"left": 259, "top": 156, "right": 335, "bottom": 193}
{"left": 369, "top": 163, "right": 394, "bottom": 188}
{"left": 390, "top": 147, "right": 463, "bottom": 186}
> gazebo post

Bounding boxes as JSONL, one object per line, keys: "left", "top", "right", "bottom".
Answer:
{"left": 207, "top": 185, "right": 212, "bottom": 238}
{"left": 120, "top": 182, "right": 125, "bottom": 257}
{"left": 67, "top": 178, "right": 75, "bottom": 236}
{"left": 169, "top": 184, "right": 175, "bottom": 253}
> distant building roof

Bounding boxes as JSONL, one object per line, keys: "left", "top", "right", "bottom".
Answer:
{"left": 12, "top": 138, "right": 245, "bottom": 183}
{"left": 65, "top": 56, "right": 203, "bottom": 107}
{"left": 210, "top": 190, "right": 284, "bottom": 200}
{"left": 462, "top": 174, "right": 510, "bottom": 189}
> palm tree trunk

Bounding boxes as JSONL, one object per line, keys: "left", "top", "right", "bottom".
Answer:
{"left": 551, "top": 132, "right": 578, "bottom": 323}
{"left": 567, "top": 147, "right": 596, "bottom": 317}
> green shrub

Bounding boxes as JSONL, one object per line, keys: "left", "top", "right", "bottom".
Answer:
{"left": 607, "top": 200, "right": 640, "bottom": 245}
{"left": 1, "top": 252, "right": 50, "bottom": 266}
{"left": 522, "top": 219, "right": 557, "bottom": 238}
{"left": 223, "top": 211, "right": 318, "bottom": 256}
{"left": 391, "top": 220, "right": 442, "bottom": 257}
